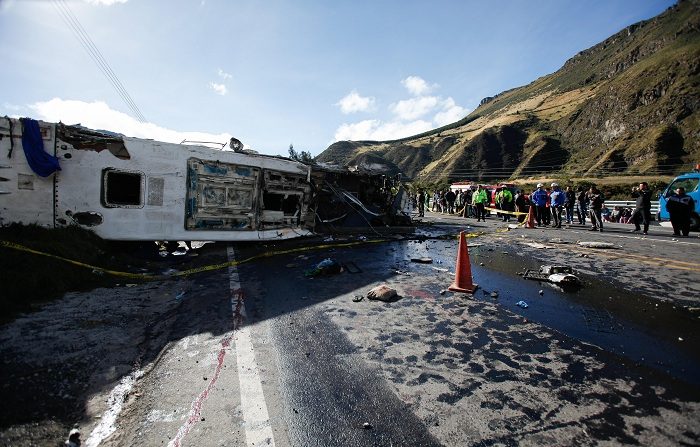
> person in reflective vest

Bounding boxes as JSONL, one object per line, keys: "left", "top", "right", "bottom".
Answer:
{"left": 496, "top": 186, "right": 514, "bottom": 222}
{"left": 472, "top": 185, "right": 488, "bottom": 222}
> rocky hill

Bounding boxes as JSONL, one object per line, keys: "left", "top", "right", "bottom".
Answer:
{"left": 316, "top": 0, "right": 700, "bottom": 182}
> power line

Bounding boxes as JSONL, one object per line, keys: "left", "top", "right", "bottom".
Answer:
{"left": 53, "top": 0, "right": 146, "bottom": 122}
{"left": 52, "top": 0, "right": 147, "bottom": 123}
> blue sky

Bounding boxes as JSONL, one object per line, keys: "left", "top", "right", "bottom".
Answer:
{"left": 0, "top": 0, "right": 676, "bottom": 156}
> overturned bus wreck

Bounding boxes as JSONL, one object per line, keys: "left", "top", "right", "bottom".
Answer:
{"left": 0, "top": 117, "right": 413, "bottom": 242}
{"left": 311, "top": 165, "right": 413, "bottom": 233}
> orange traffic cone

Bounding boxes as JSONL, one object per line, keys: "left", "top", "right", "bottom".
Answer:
{"left": 448, "top": 231, "right": 478, "bottom": 293}
{"left": 525, "top": 206, "right": 536, "bottom": 228}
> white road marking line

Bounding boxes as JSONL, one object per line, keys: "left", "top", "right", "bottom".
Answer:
{"left": 227, "top": 245, "right": 276, "bottom": 447}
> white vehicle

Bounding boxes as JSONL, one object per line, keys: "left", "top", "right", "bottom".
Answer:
{"left": 0, "top": 118, "right": 408, "bottom": 242}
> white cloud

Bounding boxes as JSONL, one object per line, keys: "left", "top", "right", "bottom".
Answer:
{"left": 2, "top": 102, "right": 22, "bottom": 112}
{"left": 333, "top": 77, "right": 467, "bottom": 142}
{"left": 83, "top": 0, "right": 128, "bottom": 5}
{"left": 334, "top": 119, "right": 433, "bottom": 142}
{"left": 208, "top": 81, "right": 227, "bottom": 96}
{"left": 335, "top": 90, "right": 376, "bottom": 114}
{"left": 401, "top": 76, "right": 437, "bottom": 96}
{"left": 433, "top": 97, "right": 469, "bottom": 126}
{"left": 390, "top": 96, "right": 439, "bottom": 121}
{"left": 218, "top": 69, "right": 232, "bottom": 80}
{"left": 29, "top": 98, "right": 233, "bottom": 146}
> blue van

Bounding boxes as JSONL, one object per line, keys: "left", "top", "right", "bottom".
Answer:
{"left": 657, "top": 167, "right": 700, "bottom": 230}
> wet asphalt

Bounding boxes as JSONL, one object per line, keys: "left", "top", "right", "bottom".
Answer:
{"left": 231, "top": 220, "right": 700, "bottom": 445}
{"left": 236, "top": 248, "right": 442, "bottom": 446}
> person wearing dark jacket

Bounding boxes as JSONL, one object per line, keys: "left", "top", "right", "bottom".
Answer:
{"left": 630, "top": 182, "right": 653, "bottom": 235}
{"left": 463, "top": 188, "right": 474, "bottom": 217}
{"left": 586, "top": 186, "right": 605, "bottom": 231}
{"left": 666, "top": 187, "right": 696, "bottom": 236}
{"left": 417, "top": 190, "right": 425, "bottom": 217}
{"left": 530, "top": 183, "right": 549, "bottom": 226}
{"left": 445, "top": 190, "right": 456, "bottom": 214}
{"left": 563, "top": 186, "right": 575, "bottom": 224}
{"left": 515, "top": 190, "right": 529, "bottom": 223}
{"left": 576, "top": 187, "right": 588, "bottom": 225}
{"left": 549, "top": 183, "right": 566, "bottom": 228}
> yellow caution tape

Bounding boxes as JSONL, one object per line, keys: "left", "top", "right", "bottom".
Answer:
{"left": 1, "top": 231, "right": 491, "bottom": 280}
{"left": 435, "top": 205, "right": 527, "bottom": 217}
{"left": 167, "top": 238, "right": 394, "bottom": 278}
{"left": 483, "top": 206, "right": 529, "bottom": 216}
{"left": 0, "top": 237, "right": 406, "bottom": 280}
{"left": 0, "top": 240, "right": 154, "bottom": 280}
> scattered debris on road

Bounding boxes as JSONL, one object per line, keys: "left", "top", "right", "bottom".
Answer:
{"left": 304, "top": 258, "right": 342, "bottom": 277}
{"left": 523, "top": 242, "right": 555, "bottom": 249}
{"left": 367, "top": 285, "right": 399, "bottom": 302}
{"left": 577, "top": 241, "right": 620, "bottom": 249}
{"left": 64, "top": 428, "right": 80, "bottom": 447}
{"left": 523, "top": 265, "right": 581, "bottom": 288}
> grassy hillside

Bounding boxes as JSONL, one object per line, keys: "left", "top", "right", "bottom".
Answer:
{"left": 316, "top": 0, "right": 700, "bottom": 184}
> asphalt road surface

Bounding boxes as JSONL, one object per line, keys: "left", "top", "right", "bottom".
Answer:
{"left": 1, "top": 214, "right": 699, "bottom": 446}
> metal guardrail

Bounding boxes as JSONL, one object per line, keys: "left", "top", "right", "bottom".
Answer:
{"left": 605, "top": 200, "right": 660, "bottom": 214}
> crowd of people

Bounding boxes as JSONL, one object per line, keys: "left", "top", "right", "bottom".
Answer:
{"left": 414, "top": 181, "right": 696, "bottom": 237}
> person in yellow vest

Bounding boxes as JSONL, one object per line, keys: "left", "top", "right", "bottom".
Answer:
{"left": 496, "top": 186, "right": 514, "bottom": 222}
{"left": 472, "top": 184, "right": 488, "bottom": 222}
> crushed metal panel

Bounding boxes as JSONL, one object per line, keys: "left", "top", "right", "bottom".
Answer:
{"left": 185, "top": 158, "right": 260, "bottom": 230}
{"left": 310, "top": 167, "right": 413, "bottom": 231}
{"left": 260, "top": 169, "right": 309, "bottom": 228}
{"left": 57, "top": 123, "right": 130, "bottom": 159}
{"left": 17, "top": 173, "right": 34, "bottom": 190}
{"left": 147, "top": 177, "right": 164, "bottom": 206}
